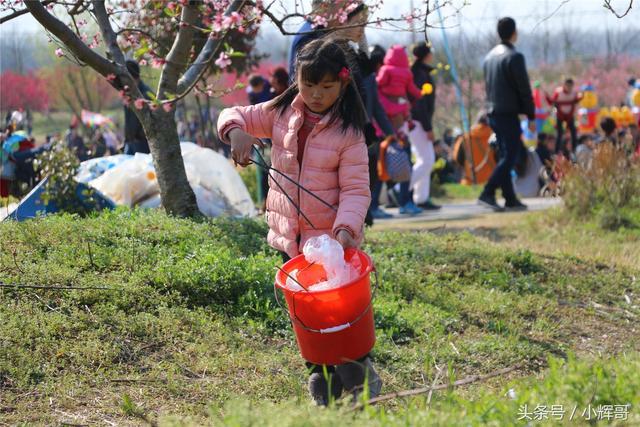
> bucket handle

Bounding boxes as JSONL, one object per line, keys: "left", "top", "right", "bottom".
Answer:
{"left": 274, "top": 266, "right": 379, "bottom": 334}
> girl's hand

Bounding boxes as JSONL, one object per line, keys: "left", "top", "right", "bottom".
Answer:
{"left": 335, "top": 229, "right": 356, "bottom": 249}
{"left": 228, "top": 128, "right": 263, "bottom": 167}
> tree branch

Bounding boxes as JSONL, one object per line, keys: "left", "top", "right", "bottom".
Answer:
{"left": 350, "top": 365, "right": 519, "bottom": 411}
{"left": 23, "top": 1, "right": 118, "bottom": 79}
{"left": 91, "top": 0, "right": 126, "bottom": 65}
{"left": 176, "top": 0, "right": 248, "bottom": 96}
{"left": 0, "top": 0, "right": 55, "bottom": 24}
{"left": 603, "top": 0, "right": 633, "bottom": 18}
{"left": 158, "top": 2, "right": 200, "bottom": 99}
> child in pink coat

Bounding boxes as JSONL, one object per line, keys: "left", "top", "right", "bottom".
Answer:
{"left": 376, "top": 45, "right": 423, "bottom": 129}
{"left": 217, "top": 38, "right": 381, "bottom": 406}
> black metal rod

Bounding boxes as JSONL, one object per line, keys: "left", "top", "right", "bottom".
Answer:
{"left": 251, "top": 147, "right": 338, "bottom": 212}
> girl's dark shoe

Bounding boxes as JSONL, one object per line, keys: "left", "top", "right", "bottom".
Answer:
{"left": 308, "top": 371, "right": 343, "bottom": 406}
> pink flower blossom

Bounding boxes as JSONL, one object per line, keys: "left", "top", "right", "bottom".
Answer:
{"left": 134, "top": 98, "right": 145, "bottom": 110}
{"left": 55, "top": 48, "right": 64, "bottom": 57}
{"left": 337, "top": 11, "right": 348, "bottom": 24}
{"left": 106, "top": 73, "right": 116, "bottom": 82}
{"left": 149, "top": 102, "right": 159, "bottom": 111}
{"left": 162, "top": 102, "right": 173, "bottom": 112}
{"left": 139, "top": 59, "right": 148, "bottom": 66}
{"left": 167, "top": 1, "right": 176, "bottom": 10}
{"left": 215, "top": 52, "right": 232, "bottom": 69}
{"left": 151, "top": 57, "right": 166, "bottom": 68}
{"left": 312, "top": 15, "right": 328, "bottom": 28}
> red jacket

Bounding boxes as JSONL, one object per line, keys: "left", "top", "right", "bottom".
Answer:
{"left": 546, "top": 87, "right": 582, "bottom": 122}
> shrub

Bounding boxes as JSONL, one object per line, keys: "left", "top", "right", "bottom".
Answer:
{"left": 562, "top": 143, "right": 640, "bottom": 230}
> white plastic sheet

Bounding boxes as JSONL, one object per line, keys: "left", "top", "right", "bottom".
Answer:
{"left": 89, "top": 153, "right": 157, "bottom": 206}
{"left": 80, "top": 143, "right": 256, "bottom": 217}
{"left": 284, "top": 235, "right": 358, "bottom": 292}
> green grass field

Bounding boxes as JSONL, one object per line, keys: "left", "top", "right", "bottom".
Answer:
{"left": 1, "top": 208, "right": 638, "bottom": 425}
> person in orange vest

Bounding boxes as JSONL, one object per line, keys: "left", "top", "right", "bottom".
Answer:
{"left": 452, "top": 112, "right": 496, "bottom": 185}
{"left": 546, "top": 78, "right": 582, "bottom": 156}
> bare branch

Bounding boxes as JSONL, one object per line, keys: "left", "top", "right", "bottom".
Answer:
{"left": 351, "top": 365, "right": 519, "bottom": 411}
{"left": 176, "top": 0, "right": 248, "bottom": 96}
{"left": 532, "top": 0, "right": 571, "bottom": 31}
{"left": 91, "top": 0, "right": 126, "bottom": 65}
{"left": 0, "top": 0, "right": 55, "bottom": 24}
{"left": 158, "top": 2, "right": 200, "bottom": 99}
{"left": 23, "top": 1, "right": 118, "bottom": 79}
{"left": 603, "top": 0, "right": 633, "bottom": 18}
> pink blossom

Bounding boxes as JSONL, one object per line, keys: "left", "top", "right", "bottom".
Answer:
{"left": 55, "top": 48, "right": 64, "bottom": 57}
{"left": 337, "top": 11, "right": 348, "bottom": 24}
{"left": 106, "top": 73, "right": 116, "bottom": 82}
{"left": 167, "top": 1, "right": 176, "bottom": 10}
{"left": 139, "top": 59, "right": 148, "bottom": 66}
{"left": 134, "top": 98, "right": 145, "bottom": 110}
{"left": 312, "top": 15, "right": 328, "bottom": 28}
{"left": 215, "top": 52, "right": 232, "bottom": 69}
{"left": 151, "top": 57, "right": 166, "bottom": 68}
{"left": 149, "top": 102, "right": 159, "bottom": 111}
{"left": 162, "top": 102, "right": 173, "bottom": 112}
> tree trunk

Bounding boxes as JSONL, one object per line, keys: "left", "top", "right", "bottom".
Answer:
{"left": 138, "top": 109, "right": 199, "bottom": 217}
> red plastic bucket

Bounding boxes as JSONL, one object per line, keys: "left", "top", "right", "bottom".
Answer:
{"left": 274, "top": 248, "right": 376, "bottom": 366}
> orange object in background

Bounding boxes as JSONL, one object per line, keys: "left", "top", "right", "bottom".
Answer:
{"left": 275, "top": 248, "right": 376, "bottom": 366}
{"left": 453, "top": 123, "right": 496, "bottom": 185}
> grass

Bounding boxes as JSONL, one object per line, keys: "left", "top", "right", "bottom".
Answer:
{"left": 0, "top": 209, "right": 638, "bottom": 425}
{"left": 30, "top": 109, "right": 122, "bottom": 143}
{"left": 433, "top": 182, "right": 484, "bottom": 202}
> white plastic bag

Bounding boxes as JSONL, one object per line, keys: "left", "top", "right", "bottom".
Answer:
{"left": 302, "top": 234, "right": 358, "bottom": 291}
{"left": 89, "top": 153, "right": 158, "bottom": 206}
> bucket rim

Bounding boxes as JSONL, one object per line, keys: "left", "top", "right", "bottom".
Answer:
{"left": 274, "top": 248, "right": 374, "bottom": 295}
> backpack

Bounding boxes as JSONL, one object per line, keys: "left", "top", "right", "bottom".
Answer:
{"left": 378, "top": 137, "right": 411, "bottom": 183}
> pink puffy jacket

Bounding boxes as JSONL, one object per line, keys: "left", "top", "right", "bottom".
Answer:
{"left": 376, "top": 45, "right": 422, "bottom": 100}
{"left": 217, "top": 94, "right": 371, "bottom": 258}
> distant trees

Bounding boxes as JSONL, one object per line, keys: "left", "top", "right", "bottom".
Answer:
{"left": 0, "top": 70, "right": 49, "bottom": 112}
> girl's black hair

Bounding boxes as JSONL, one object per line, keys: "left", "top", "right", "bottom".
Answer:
{"left": 269, "top": 38, "right": 367, "bottom": 134}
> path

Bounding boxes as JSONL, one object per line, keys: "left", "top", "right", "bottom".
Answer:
{"left": 373, "top": 197, "right": 562, "bottom": 227}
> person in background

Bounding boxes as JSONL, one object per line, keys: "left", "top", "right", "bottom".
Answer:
{"left": 376, "top": 45, "right": 422, "bottom": 131}
{"left": 363, "top": 45, "right": 395, "bottom": 220}
{"left": 575, "top": 133, "right": 595, "bottom": 168}
{"left": 123, "top": 59, "right": 153, "bottom": 154}
{"left": 452, "top": 112, "right": 496, "bottom": 186}
{"left": 270, "top": 67, "right": 290, "bottom": 97}
{"left": 600, "top": 116, "right": 618, "bottom": 146}
{"left": 247, "top": 74, "right": 275, "bottom": 210}
{"left": 535, "top": 132, "right": 556, "bottom": 168}
{"left": 546, "top": 78, "right": 582, "bottom": 156}
{"left": 626, "top": 78, "right": 637, "bottom": 107}
{"left": 247, "top": 74, "right": 273, "bottom": 105}
{"left": 478, "top": 17, "right": 535, "bottom": 212}
{"left": 65, "top": 118, "right": 88, "bottom": 161}
{"left": 410, "top": 42, "right": 440, "bottom": 210}
{"left": 442, "top": 128, "right": 454, "bottom": 148}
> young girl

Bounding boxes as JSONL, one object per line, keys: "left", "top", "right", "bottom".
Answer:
{"left": 376, "top": 45, "right": 422, "bottom": 130}
{"left": 217, "top": 39, "right": 381, "bottom": 406}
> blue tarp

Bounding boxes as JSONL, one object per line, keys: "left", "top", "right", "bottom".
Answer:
{"left": 3, "top": 177, "right": 115, "bottom": 221}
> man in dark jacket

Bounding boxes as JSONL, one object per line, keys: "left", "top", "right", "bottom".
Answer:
{"left": 478, "top": 17, "right": 535, "bottom": 211}
{"left": 123, "top": 60, "right": 153, "bottom": 155}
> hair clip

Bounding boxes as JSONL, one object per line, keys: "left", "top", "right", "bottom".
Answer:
{"left": 338, "top": 66, "right": 350, "bottom": 81}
